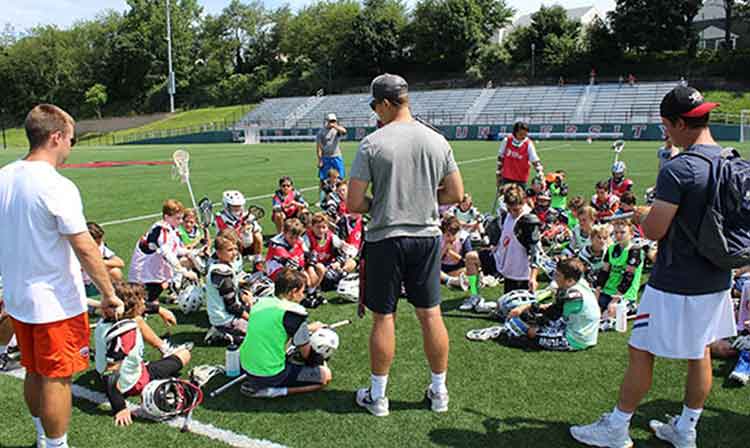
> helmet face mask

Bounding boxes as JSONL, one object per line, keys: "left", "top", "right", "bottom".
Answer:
{"left": 141, "top": 379, "right": 202, "bottom": 420}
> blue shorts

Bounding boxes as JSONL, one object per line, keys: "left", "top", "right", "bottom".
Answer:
{"left": 319, "top": 156, "right": 345, "bottom": 181}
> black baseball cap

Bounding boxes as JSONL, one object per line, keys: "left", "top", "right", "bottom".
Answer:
{"left": 660, "top": 86, "right": 719, "bottom": 118}
{"left": 369, "top": 73, "right": 408, "bottom": 104}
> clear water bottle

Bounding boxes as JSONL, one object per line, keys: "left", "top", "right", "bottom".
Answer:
{"left": 615, "top": 300, "right": 628, "bottom": 333}
{"left": 225, "top": 344, "right": 240, "bottom": 377}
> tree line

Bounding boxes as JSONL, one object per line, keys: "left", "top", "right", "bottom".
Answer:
{"left": 0, "top": 0, "right": 748, "bottom": 123}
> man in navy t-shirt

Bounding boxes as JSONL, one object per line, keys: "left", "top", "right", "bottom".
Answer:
{"left": 571, "top": 86, "right": 737, "bottom": 448}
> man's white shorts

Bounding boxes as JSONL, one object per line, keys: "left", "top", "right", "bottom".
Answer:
{"left": 629, "top": 285, "right": 737, "bottom": 360}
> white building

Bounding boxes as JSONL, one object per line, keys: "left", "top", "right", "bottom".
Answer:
{"left": 492, "top": 5, "right": 604, "bottom": 45}
{"left": 694, "top": 0, "right": 739, "bottom": 50}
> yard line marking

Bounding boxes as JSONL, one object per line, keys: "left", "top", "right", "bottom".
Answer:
{"left": 0, "top": 368, "right": 286, "bottom": 448}
{"left": 99, "top": 143, "right": 571, "bottom": 227}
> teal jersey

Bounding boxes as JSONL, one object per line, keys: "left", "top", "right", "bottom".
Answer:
{"left": 561, "top": 280, "right": 601, "bottom": 350}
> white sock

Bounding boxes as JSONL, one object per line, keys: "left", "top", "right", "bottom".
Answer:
{"left": 370, "top": 374, "right": 388, "bottom": 400}
{"left": 32, "top": 416, "right": 45, "bottom": 443}
{"left": 609, "top": 406, "right": 633, "bottom": 428}
{"left": 45, "top": 434, "right": 68, "bottom": 448}
{"left": 676, "top": 405, "right": 702, "bottom": 432}
{"left": 431, "top": 371, "right": 448, "bottom": 395}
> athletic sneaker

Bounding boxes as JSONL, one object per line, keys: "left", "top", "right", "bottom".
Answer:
{"left": 729, "top": 350, "right": 750, "bottom": 386}
{"left": 355, "top": 388, "right": 389, "bottom": 417}
{"left": 649, "top": 416, "right": 697, "bottom": 448}
{"left": 473, "top": 298, "right": 497, "bottom": 314}
{"left": 599, "top": 318, "right": 616, "bottom": 332}
{"left": 458, "top": 295, "right": 482, "bottom": 311}
{"left": 160, "top": 341, "right": 194, "bottom": 357}
{"left": 569, "top": 413, "right": 634, "bottom": 448}
{"left": 425, "top": 386, "right": 449, "bottom": 413}
{"left": 481, "top": 275, "right": 501, "bottom": 288}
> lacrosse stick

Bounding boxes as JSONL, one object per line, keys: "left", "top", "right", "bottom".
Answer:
{"left": 197, "top": 196, "right": 213, "bottom": 228}
{"left": 209, "top": 373, "right": 248, "bottom": 398}
{"left": 491, "top": 185, "right": 501, "bottom": 217}
{"left": 326, "top": 319, "right": 352, "bottom": 329}
{"left": 172, "top": 149, "right": 199, "bottom": 211}
{"left": 600, "top": 211, "right": 634, "bottom": 222}
{"left": 609, "top": 140, "right": 626, "bottom": 194}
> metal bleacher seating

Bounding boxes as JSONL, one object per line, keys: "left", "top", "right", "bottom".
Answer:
{"left": 235, "top": 81, "right": 678, "bottom": 129}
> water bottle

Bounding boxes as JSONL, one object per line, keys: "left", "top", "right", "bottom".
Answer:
{"left": 225, "top": 344, "right": 240, "bottom": 378}
{"left": 615, "top": 300, "right": 627, "bottom": 333}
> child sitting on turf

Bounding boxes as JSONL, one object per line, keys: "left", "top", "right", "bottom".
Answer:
{"left": 266, "top": 218, "right": 326, "bottom": 307}
{"left": 302, "top": 212, "right": 357, "bottom": 291}
{"left": 525, "top": 174, "right": 546, "bottom": 208}
{"left": 206, "top": 235, "right": 253, "bottom": 342}
{"left": 95, "top": 282, "right": 192, "bottom": 427}
{"left": 567, "top": 206, "right": 597, "bottom": 255}
{"left": 594, "top": 220, "right": 644, "bottom": 331}
{"left": 323, "top": 179, "right": 349, "bottom": 226}
{"left": 321, "top": 168, "right": 341, "bottom": 203}
{"left": 272, "top": 176, "right": 309, "bottom": 234}
{"left": 591, "top": 180, "right": 619, "bottom": 222}
{"left": 83, "top": 222, "right": 125, "bottom": 298}
{"left": 565, "top": 196, "right": 586, "bottom": 229}
{"left": 439, "top": 215, "right": 474, "bottom": 291}
{"left": 449, "top": 193, "right": 486, "bottom": 246}
{"left": 498, "top": 258, "right": 600, "bottom": 351}
{"left": 215, "top": 190, "right": 263, "bottom": 263}
{"left": 575, "top": 224, "right": 610, "bottom": 285}
{"left": 239, "top": 268, "right": 332, "bottom": 398}
{"left": 546, "top": 170, "right": 568, "bottom": 211}
{"left": 129, "top": 200, "right": 197, "bottom": 310}
{"left": 178, "top": 208, "right": 208, "bottom": 250}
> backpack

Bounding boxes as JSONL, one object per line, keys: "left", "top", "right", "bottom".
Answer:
{"left": 670, "top": 148, "right": 750, "bottom": 270}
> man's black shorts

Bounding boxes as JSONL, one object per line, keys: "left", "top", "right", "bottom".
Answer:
{"left": 363, "top": 236, "right": 441, "bottom": 314}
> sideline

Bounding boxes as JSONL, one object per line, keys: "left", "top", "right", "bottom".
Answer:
{"left": 0, "top": 368, "right": 286, "bottom": 448}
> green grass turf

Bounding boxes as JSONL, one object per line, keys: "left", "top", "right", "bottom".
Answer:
{"left": 1, "top": 139, "right": 749, "bottom": 448}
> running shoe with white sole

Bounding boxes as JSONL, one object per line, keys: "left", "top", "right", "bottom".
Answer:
{"left": 355, "top": 388, "right": 389, "bottom": 417}
{"left": 466, "top": 326, "right": 504, "bottom": 341}
{"left": 473, "top": 298, "right": 498, "bottom": 314}
{"left": 458, "top": 295, "right": 482, "bottom": 311}
{"left": 425, "top": 386, "right": 449, "bottom": 413}
{"left": 160, "top": 341, "right": 194, "bottom": 357}
{"left": 649, "top": 416, "right": 697, "bottom": 448}
{"left": 569, "top": 413, "right": 634, "bottom": 448}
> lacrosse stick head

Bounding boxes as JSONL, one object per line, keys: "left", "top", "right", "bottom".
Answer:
{"left": 612, "top": 140, "right": 625, "bottom": 154}
{"left": 172, "top": 149, "right": 191, "bottom": 184}
{"left": 197, "top": 197, "right": 213, "bottom": 227}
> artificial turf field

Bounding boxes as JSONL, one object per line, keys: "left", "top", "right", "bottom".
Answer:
{"left": 1, "top": 138, "right": 749, "bottom": 448}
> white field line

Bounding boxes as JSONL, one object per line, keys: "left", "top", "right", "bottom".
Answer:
{"left": 98, "top": 143, "right": 571, "bottom": 227}
{"left": 0, "top": 368, "right": 286, "bottom": 448}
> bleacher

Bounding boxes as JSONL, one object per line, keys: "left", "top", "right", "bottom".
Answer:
{"left": 236, "top": 82, "right": 678, "bottom": 129}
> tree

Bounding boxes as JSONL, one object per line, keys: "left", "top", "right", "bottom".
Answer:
{"left": 584, "top": 16, "right": 621, "bottom": 65}
{"left": 349, "top": 0, "right": 408, "bottom": 75}
{"left": 503, "top": 5, "right": 582, "bottom": 76}
{"left": 85, "top": 84, "right": 108, "bottom": 119}
{"left": 608, "top": 0, "right": 702, "bottom": 54}
{"left": 410, "top": 0, "right": 513, "bottom": 71}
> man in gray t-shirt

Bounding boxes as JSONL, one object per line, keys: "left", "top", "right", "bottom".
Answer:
{"left": 348, "top": 73, "right": 464, "bottom": 417}
{"left": 316, "top": 113, "right": 347, "bottom": 204}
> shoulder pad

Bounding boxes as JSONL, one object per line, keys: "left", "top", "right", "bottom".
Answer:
{"left": 104, "top": 319, "right": 138, "bottom": 342}
{"left": 209, "top": 263, "right": 234, "bottom": 276}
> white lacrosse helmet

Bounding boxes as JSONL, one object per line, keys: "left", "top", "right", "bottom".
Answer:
{"left": 336, "top": 273, "right": 360, "bottom": 301}
{"left": 141, "top": 378, "right": 202, "bottom": 420}
{"left": 496, "top": 290, "right": 537, "bottom": 318}
{"left": 177, "top": 284, "right": 203, "bottom": 314}
{"left": 612, "top": 161, "right": 626, "bottom": 174}
{"left": 222, "top": 190, "right": 246, "bottom": 217}
{"left": 310, "top": 328, "right": 340, "bottom": 360}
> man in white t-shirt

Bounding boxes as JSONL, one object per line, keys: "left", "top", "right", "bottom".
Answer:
{"left": 0, "top": 104, "right": 123, "bottom": 448}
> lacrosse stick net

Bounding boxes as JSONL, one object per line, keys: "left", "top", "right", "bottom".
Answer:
{"left": 172, "top": 149, "right": 198, "bottom": 210}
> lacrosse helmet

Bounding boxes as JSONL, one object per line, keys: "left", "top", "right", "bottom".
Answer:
{"left": 250, "top": 275, "right": 275, "bottom": 298}
{"left": 177, "top": 284, "right": 203, "bottom": 314}
{"left": 538, "top": 253, "right": 558, "bottom": 279}
{"left": 310, "top": 328, "right": 340, "bottom": 360}
{"left": 141, "top": 378, "right": 203, "bottom": 420}
{"left": 222, "top": 190, "right": 246, "bottom": 218}
{"left": 495, "top": 290, "right": 537, "bottom": 319}
{"left": 336, "top": 273, "right": 360, "bottom": 301}
{"left": 514, "top": 213, "right": 542, "bottom": 248}
{"left": 644, "top": 187, "right": 656, "bottom": 205}
{"left": 612, "top": 161, "right": 626, "bottom": 182}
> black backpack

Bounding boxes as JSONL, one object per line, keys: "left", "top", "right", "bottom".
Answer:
{"left": 670, "top": 148, "right": 750, "bottom": 270}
